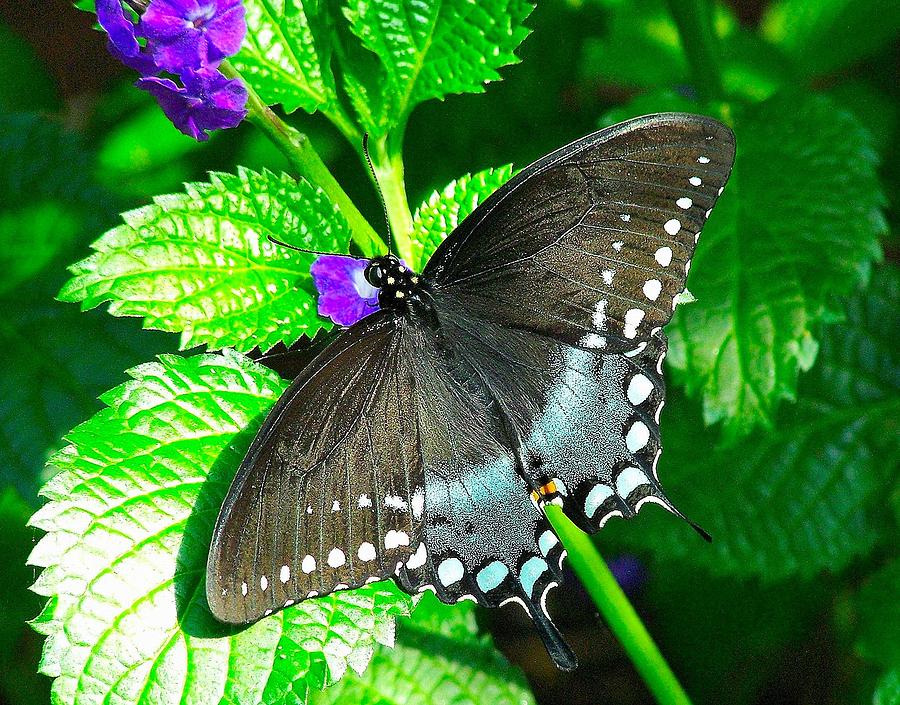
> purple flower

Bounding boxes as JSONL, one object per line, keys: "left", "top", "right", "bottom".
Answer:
{"left": 96, "top": 0, "right": 159, "bottom": 74}
{"left": 310, "top": 255, "right": 380, "bottom": 327}
{"left": 140, "top": 0, "right": 246, "bottom": 73}
{"left": 136, "top": 68, "right": 248, "bottom": 141}
{"left": 607, "top": 554, "right": 647, "bottom": 595}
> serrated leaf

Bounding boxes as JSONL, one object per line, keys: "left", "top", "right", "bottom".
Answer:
{"left": 657, "top": 90, "right": 885, "bottom": 438}
{"left": 855, "top": 560, "right": 900, "bottom": 669}
{"left": 28, "top": 351, "right": 413, "bottom": 705}
{"left": 310, "top": 593, "right": 535, "bottom": 705}
{"left": 602, "top": 265, "right": 899, "bottom": 579}
{"left": 233, "top": 0, "right": 344, "bottom": 119}
{"left": 409, "top": 165, "right": 513, "bottom": 271}
{"left": 342, "top": 0, "right": 533, "bottom": 135}
{"left": 59, "top": 168, "right": 351, "bottom": 353}
{"left": 761, "top": 0, "right": 900, "bottom": 79}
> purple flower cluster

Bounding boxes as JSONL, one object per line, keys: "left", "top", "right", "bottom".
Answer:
{"left": 97, "top": 0, "right": 248, "bottom": 141}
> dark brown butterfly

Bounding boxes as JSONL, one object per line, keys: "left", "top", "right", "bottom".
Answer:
{"left": 207, "top": 113, "right": 736, "bottom": 670}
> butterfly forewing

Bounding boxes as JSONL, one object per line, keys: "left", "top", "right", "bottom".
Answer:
{"left": 207, "top": 312, "right": 425, "bottom": 623}
{"left": 425, "top": 113, "right": 735, "bottom": 353}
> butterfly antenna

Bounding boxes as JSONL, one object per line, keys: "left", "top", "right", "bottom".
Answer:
{"left": 266, "top": 235, "right": 365, "bottom": 259}
{"left": 362, "top": 133, "right": 392, "bottom": 256}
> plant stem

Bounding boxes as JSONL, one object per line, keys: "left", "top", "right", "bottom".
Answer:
{"left": 664, "top": 0, "right": 724, "bottom": 100}
{"left": 545, "top": 506, "right": 694, "bottom": 705}
{"left": 221, "top": 62, "right": 386, "bottom": 258}
{"left": 370, "top": 138, "right": 415, "bottom": 264}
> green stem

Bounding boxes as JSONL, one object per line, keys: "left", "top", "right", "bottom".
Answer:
{"left": 664, "top": 0, "right": 724, "bottom": 100}
{"left": 545, "top": 506, "right": 694, "bottom": 705}
{"left": 221, "top": 62, "right": 386, "bottom": 258}
{"left": 370, "top": 137, "right": 415, "bottom": 264}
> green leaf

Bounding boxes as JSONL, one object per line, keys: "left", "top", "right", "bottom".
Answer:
{"left": 581, "top": 0, "right": 791, "bottom": 102}
{"left": 310, "top": 593, "right": 535, "bottom": 705}
{"left": 96, "top": 92, "right": 212, "bottom": 199}
{"left": 409, "top": 165, "right": 513, "bottom": 271}
{"left": 59, "top": 168, "right": 351, "bottom": 353}
{"left": 28, "top": 350, "right": 413, "bottom": 705}
{"left": 875, "top": 670, "right": 900, "bottom": 705}
{"left": 602, "top": 265, "right": 899, "bottom": 579}
{"left": 761, "top": 0, "right": 900, "bottom": 79}
{"left": 233, "top": 0, "right": 344, "bottom": 119}
{"left": 0, "top": 25, "right": 58, "bottom": 112}
{"left": 0, "top": 486, "right": 50, "bottom": 705}
{"left": 651, "top": 90, "right": 884, "bottom": 438}
{"left": 342, "top": 0, "right": 534, "bottom": 136}
{"left": 0, "top": 202, "right": 83, "bottom": 297}
{"left": 855, "top": 560, "right": 900, "bottom": 669}
{"left": 0, "top": 291, "right": 176, "bottom": 502}
{"left": 0, "top": 113, "right": 103, "bottom": 290}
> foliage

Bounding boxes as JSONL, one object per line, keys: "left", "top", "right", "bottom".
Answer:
{"left": 3, "top": 0, "right": 898, "bottom": 703}
{"left": 59, "top": 169, "right": 350, "bottom": 352}
{"left": 311, "top": 594, "right": 536, "bottom": 705}
{"left": 28, "top": 351, "right": 413, "bottom": 704}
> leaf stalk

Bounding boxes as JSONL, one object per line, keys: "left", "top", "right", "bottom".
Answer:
{"left": 545, "top": 505, "right": 694, "bottom": 705}
{"left": 664, "top": 0, "right": 724, "bottom": 100}
{"left": 369, "top": 137, "right": 416, "bottom": 263}
{"left": 221, "top": 61, "right": 386, "bottom": 258}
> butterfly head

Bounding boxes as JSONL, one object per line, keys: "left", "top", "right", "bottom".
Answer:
{"left": 364, "top": 255, "right": 421, "bottom": 309}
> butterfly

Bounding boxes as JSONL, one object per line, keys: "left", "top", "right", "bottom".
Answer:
{"left": 206, "top": 113, "right": 736, "bottom": 670}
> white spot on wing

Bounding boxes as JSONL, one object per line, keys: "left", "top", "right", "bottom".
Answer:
{"left": 331, "top": 500, "right": 340, "bottom": 512}
{"left": 689, "top": 176, "right": 702, "bottom": 186}
{"left": 623, "top": 308, "right": 645, "bottom": 339}
{"left": 406, "top": 542, "right": 427, "bottom": 569}
{"left": 676, "top": 197, "right": 693, "bottom": 209}
{"left": 280, "top": 565, "right": 290, "bottom": 583}
{"left": 260, "top": 575, "right": 268, "bottom": 591}
{"left": 301, "top": 555, "right": 316, "bottom": 573}
{"left": 411, "top": 487, "right": 425, "bottom": 519}
{"left": 627, "top": 374, "right": 654, "bottom": 405}
{"left": 664, "top": 219, "right": 681, "bottom": 235}
{"left": 538, "top": 530, "right": 559, "bottom": 555}
{"left": 358, "top": 494, "right": 372, "bottom": 508}
{"left": 698, "top": 156, "right": 710, "bottom": 164}
{"left": 438, "top": 558, "right": 464, "bottom": 586}
{"left": 620, "top": 213, "right": 631, "bottom": 222}
{"left": 655, "top": 246, "right": 673, "bottom": 267}
{"left": 616, "top": 466, "right": 650, "bottom": 498}
{"left": 327, "top": 548, "right": 346, "bottom": 568}
{"left": 581, "top": 333, "right": 607, "bottom": 349}
{"left": 625, "top": 420, "right": 650, "bottom": 452}
{"left": 592, "top": 300, "right": 608, "bottom": 329}
{"left": 241, "top": 582, "right": 247, "bottom": 596}
{"left": 602, "top": 269, "right": 615, "bottom": 285}
{"left": 385, "top": 530, "right": 410, "bottom": 549}
{"left": 384, "top": 495, "right": 408, "bottom": 511}
{"left": 358, "top": 542, "right": 376, "bottom": 562}
{"left": 643, "top": 279, "right": 662, "bottom": 301}
{"left": 612, "top": 240, "right": 624, "bottom": 252}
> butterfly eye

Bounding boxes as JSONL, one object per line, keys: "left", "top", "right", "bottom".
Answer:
{"left": 365, "top": 263, "right": 385, "bottom": 287}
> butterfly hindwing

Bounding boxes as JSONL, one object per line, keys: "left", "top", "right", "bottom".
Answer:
{"left": 390, "top": 319, "right": 576, "bottom": 669}
{"left": 425, "top": 113, "right": 735, "bottom": 353}
{"left": 207, "top": 312, "right": 425, "bottom": 623}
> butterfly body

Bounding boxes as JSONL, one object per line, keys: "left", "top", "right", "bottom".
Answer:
{"left": 207, "top": 114, "right": 736, "bottom": 671}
